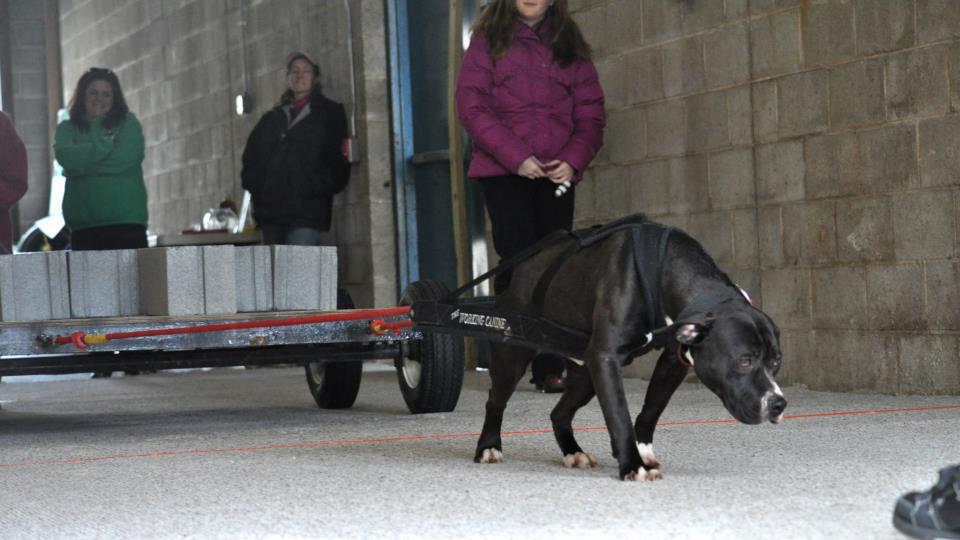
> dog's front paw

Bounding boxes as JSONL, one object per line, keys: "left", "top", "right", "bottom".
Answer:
{"left": 621, "top": 467, "right": 663, "bottom": 481}
{"left": 562, "top": 452, "right": 597, "bottom": 469}
{"left": 637, "top": 443, "right": 660, "bottom": 469}
{"left": 477, "top": 448, "right": 504, "bottom": 464}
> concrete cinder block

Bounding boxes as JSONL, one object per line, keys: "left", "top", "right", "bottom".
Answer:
{"left": 919, "top": 116, "right": 960, "bottom": 188}
{"left": 726, "top": 85, "right": 753, "bottom": 146}
{"left": 916, "top": 0, "right": 960, "bottom": 45}
{"left": 866, "top": 263, "right": 926, "bottom": 331}
{"left": 835, "top": 197, "right": 894, "bottom": 263}
{"left": 667, "top": 155, "right": 710, "bottom": 214}
{"left": 606, "top": 107, "right": 645, "bottom": 164}
{"left": 761, "top": 267, "right": 811, "bottom": 329}
{"left": 801, "top": 0, "right": 855, "bottom": 67}
{"left": 272, "top": 246, "right": 338, "bottom": 311}
{"left": 758, "top": 206, "right": 784, "bottom": 269}
{"left": 828, "top": 59, "right": 886, "bottom": 128}
{"left": 703, "top": 23, "right": 750, "bottom": 88}
{"left": 925, "top": 260, "right": 960, "bottom": 331}
{"left": 811, "top": 330, "right": 899, "bottom": 393}
{"left": 0, "top": 252, "right": 70, "bottom": 322}
{"left": 897, "top": 335, "right": 960, "bottom": 394}
{"left": 623, "top": 47, "right": 663, "bottom": 105}
{"left": 782, "top": 201, "right": 836, "bottom": 266}
{"left": 855, "top": 0, "right": 915, "bottom": 55}
{"left": 645, "top": 99, "right": 686, "bottom": 157}
{"left": 885, "top": 46, "right": 950, "bottom": 121}
{"left": 732, "top": 208, "right": 759, "bottom": 268}
{"left": 686, "top": 91, "right": 729, "bottom": 152}
{"left": 685, "top": 211, "right": 733, "bottom": 266}
{"left": 811, "top": 266, "right": 866, "bottom": 329}
{"left": 708, "top": 147, "right": 755, "bottom": 210}
{"left": 777, "top": 70, "right": 828, "bottom": 138}
{"left": 749, "top": 10, "right": 801, "bottom": 77}
{"left": 630, "top": 161, "right": 671, "bottom": 217}
{"left": 952, "top": 43, "right": 960, "bottom": 112}
{"left": 235, "top": 245, "right": 274, "bottom": 312}
{"left": 756, "top": 140, "right": 805, "bottom": 204}
{"left": 662, "top": 36, "right": 705, "bottom": 98}
{"left": 804, "top": 132, "right": 861, "bottom": 199}
{"left": 68, "top": 250, "right": 140, "bottom": 318}
{"left": 640, "top": 0, "right": 683, "bottom": 44}
{"left": 202, "top": 245, "right": 236, "bottom": 315}
{"left": 892, "top": 189, "right": 957, "bottom": 260}
{"left": 138, "top": 246, "right": 205, "bottom": 316}
{"left": 751, "top": 80, "right": 778, "bottom": 144}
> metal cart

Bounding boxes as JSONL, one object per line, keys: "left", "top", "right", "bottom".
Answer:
{"left": 0, "top": 281, "right": 466, "bottom": 415}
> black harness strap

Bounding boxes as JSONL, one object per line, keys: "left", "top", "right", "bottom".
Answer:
{"left": 527, "top": 214, "right": 658, "bottom": 317}
{"left": 442, "top": 228, "right": 571, "bottom": 302}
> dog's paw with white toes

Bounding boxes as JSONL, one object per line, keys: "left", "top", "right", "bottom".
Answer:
{"left": 644, "top": 468, "right": 663, "bottom": 481}
{"left": 478, "top": 448, "right": 503, "bottom": 464}
{"left": 562, "top": 452, "right": 597, "bottom": 469}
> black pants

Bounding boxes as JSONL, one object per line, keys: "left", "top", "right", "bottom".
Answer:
{"left": 71, "top": 224, "right": 148, "bottom": 251}
{"left": 480, "top": 174, "right": 574, "bottom": 383}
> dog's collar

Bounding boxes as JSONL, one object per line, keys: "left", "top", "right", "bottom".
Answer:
{"left": 675, "top": 344, "right": 694, "bottom": 367}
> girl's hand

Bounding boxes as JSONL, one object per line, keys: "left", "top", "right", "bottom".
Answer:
{"left": 517, "top": 156, "right": 547, "bottom": 179}
{"left": 544, "top": 160, "right": 574, "bottom": 184}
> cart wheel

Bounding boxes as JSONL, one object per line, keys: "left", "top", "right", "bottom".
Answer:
{"left": 304, "top": 288, "right": 362, "bottom": 409}
{"left": 397, "top": 280, "right": 464, "bottom": 414}
{"left": 305, "top": 360, "right": 363, "bottom": 409}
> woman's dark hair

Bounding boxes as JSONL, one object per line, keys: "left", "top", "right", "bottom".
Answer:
{"left": 470, "top": 0, "right": 591, "bottom": 68}
{"left": 67, "top": 68, "right": 129, "bottom": 131}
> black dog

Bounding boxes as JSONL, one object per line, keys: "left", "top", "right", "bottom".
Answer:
{"left": 474, "top": 218, "right": 786, "bottom": 481}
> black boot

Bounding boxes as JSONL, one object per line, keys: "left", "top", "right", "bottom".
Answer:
{"left": 893, "top": 465, "right": 960, "bottom": 539}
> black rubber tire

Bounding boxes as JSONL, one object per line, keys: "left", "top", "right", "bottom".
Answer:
{"left": 396, "top": 280, "right": 464, "bottom": 414}
{"left": 305, "top": 360, "right": 363, "bottom": 409}
{"left": 304, "top": 288, "right": 362, "bottom": 409}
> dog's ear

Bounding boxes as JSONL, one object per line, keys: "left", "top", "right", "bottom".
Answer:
{"left": 673, "top": 311, "right": 715, "bottom": 346}
{"left": 675, "top": 323, "right": 707, "bottom": 345}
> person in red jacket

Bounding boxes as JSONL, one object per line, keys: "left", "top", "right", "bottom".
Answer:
{"left": 456, "top": 0, "right": 605, "bottom": 393}
{"left": 0, "top": 111, "right": 29, "bottom": 254}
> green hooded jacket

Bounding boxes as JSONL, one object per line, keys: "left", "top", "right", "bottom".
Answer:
{"left": 54, "top": 112, "right": 147, "bottom": 231}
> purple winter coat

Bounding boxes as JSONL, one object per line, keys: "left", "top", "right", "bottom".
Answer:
{"left": 455, "top": 21, "right": 605, "bottom": 182}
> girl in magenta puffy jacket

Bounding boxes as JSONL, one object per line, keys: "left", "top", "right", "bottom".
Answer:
{"left": 456, "top": 0, "right": 605, "bottom": 393}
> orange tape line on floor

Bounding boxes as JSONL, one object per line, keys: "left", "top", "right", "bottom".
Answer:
{"left": 1, "top": 404, "right": 957, "bottom": 469}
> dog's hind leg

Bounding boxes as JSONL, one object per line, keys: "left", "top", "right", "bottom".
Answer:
{"left": 633, "top": 349, "right": 689, "bottom": 474}
{"left": 549, "top": 362, "right": 598, "bottom": 469}
{"left": 475, "top": 342, "right": 534, "bottom": 464}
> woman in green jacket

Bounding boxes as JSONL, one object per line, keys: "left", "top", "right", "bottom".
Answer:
{"left": 54, "top": 67, "right": 147, "bottom": 250}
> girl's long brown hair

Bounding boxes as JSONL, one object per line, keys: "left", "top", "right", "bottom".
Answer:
{"left": 470, "top": 0, "right": 591, "bottom": 68}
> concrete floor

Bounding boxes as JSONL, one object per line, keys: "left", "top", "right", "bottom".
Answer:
{"left": 0, "top": 364, "right": 956, "bottom": 539}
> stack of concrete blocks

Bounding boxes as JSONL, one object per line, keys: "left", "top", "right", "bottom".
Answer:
{"left": 138, "top": 246, "right": 239, "bottom": 316}
{"left": 272, "top": 246, "right": 337, "bottom": 311}
{"left": 0, "top": 252, "right": 71, "bottom": 321}
{"left": 68, "top": 250, "right": 140, "bottom": 318}
{"left": 234, "top": 245, "right": 273, "bottom": 312}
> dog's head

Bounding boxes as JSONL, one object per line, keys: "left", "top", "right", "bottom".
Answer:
{"left": 674, "top": 302, "right": 786, "bottom": 425}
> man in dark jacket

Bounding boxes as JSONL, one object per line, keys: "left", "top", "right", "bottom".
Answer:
{"left": 0, "top": 111, "right": 29, "bottom": 254}
{"left": 241, "top": 51, "right": 350, "bottom": 245}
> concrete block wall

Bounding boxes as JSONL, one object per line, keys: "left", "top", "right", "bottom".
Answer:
{"left": 0, "top": 251, "right": 69, "bottom": 321}
{"left": 573, "top": 0, "right": 960, "bottom": 394}
{"left": 5, "top": 0, "right": 53, "bottom": 240}
{"left": 57, "top": 0, "right": 395, "bottom": 309}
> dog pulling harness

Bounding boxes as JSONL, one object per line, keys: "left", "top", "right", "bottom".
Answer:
{"left": 412, "top": 213, "right": 752, "bottom": 365}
